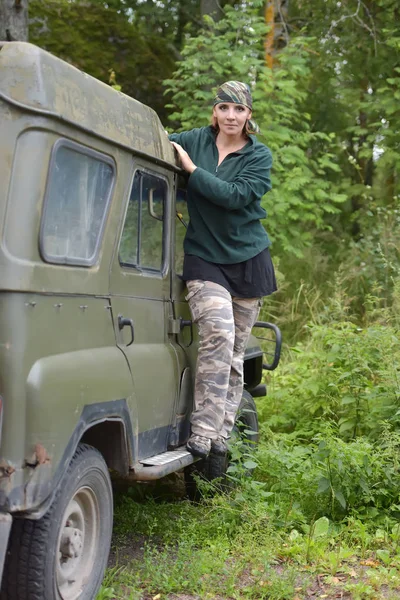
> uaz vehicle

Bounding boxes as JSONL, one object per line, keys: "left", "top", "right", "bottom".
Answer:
{"left": 0, "top": 42, "right": 281, "bottom": 600}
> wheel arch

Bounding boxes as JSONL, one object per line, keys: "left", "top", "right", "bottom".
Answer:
{"left": 80, "top": 418, "right": 130, "bottom": 475}
{"left": 19, "top": 399, "right": 135, "bottom": 520}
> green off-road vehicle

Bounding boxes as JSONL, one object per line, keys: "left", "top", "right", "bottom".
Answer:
{"left": 0, "top": 42, "right": 281, "bottom": 600}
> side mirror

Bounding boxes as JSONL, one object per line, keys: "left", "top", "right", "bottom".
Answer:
{"left": 253, "top": 321, "right": 282, "bottom": 371}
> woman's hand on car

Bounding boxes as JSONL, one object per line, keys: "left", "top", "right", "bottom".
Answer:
{"left": 171, "top": 142, "right": 197, "bottom": 174}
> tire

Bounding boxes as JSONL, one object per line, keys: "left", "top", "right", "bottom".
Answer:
{"left": 1, "top": 443, "right": 113, "bottom": 600}
{"left": 184, "top": 390, "right": 259, "bottom": 500}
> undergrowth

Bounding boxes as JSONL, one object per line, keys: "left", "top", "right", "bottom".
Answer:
{"left": 98, "top": 250, "right": 400, "bottom": 599}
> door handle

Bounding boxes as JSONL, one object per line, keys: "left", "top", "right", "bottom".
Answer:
{"left": 118, "top": 315, "right": 134, "bottom": 347}
{"left": 180, "top": 318, "right": 193, "bottom": 347}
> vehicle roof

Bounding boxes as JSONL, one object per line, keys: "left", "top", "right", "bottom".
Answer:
{"left": 0, "top": 42, "right": 175, "bottom": 165}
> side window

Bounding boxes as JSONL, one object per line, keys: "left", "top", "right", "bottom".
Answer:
{"left": 40, "top": 141, "right": 114, "bottom": 266}
{"left": 119, "top": 170, "right": 167, "bottom": 272}
{"left": 175, "top": 175, "right": 189, "bottom": 275}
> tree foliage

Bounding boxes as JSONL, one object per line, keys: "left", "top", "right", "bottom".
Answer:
{"left": 286, "top": 0, "right": 400, "bottom": 233}
{"left": 165, "top": 2, "right": 346, "bottom": 256}
{"left": 28, "top": 0, "right": 236, "bottom": 120}
{"left": 29, "top": 0, "right": 178, "bottom": 119}
{"left": 27, "top": 0, "right": 400, "bottom": 278}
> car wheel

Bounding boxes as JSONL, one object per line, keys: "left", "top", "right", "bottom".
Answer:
{"left": 1, "top": 443, "right": 113, "bottom": 600}
{"left": 184, "top": 390, "right": 259, "bottom": 501}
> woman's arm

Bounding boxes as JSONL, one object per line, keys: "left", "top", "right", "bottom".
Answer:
{"left": 170, "top": 141, "right": 197, "bottom": 174}
{"left": 189, "top": 150, "right": 272, "bottom": 210}
{"left": 172, "top": 141, "right": 272, "bottom": 211}
{"left": 168, "top": 129, "right": 201, "bottom": 153}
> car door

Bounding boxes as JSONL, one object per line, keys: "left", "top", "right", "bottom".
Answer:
{"left": 168, "top": 174, "right": 199, "bottom": 446}
{"left": 109, "top": 161, "right": 180, "bottom": 461}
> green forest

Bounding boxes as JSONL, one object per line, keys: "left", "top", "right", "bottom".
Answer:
{"left": 28, "top": 0, "right": 400, "bottom": 597}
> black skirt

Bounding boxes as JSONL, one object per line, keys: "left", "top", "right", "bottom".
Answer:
{"left": 182, "top": 248, "right": 277, "bottom": 298}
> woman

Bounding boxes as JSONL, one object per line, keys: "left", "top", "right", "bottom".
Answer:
{"left": 169, "top": 80, "right": 276, "bottom": 459}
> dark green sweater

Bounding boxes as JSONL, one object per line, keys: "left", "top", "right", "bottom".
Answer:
{"left": 169, "top": 126, "right": 272, "bottom": 264}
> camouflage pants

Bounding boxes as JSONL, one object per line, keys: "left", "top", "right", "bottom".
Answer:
{"left": 185, "top": 280, "right": 261, "bottom": 440}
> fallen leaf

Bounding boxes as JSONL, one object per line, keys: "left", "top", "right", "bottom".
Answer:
{"left": 153, "top": 595, "right": 161, "bottom": 600}
{"left": 360, "top": 559, "right": 380, "bottom": 568}
{"left": 348, "top": 568, "right": 357, "bottom": 577}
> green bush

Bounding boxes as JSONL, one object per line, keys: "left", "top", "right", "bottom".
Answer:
{"left": 255, "top": 426, "right": 400, "bottom": 523}
{"left": 259, "top": 315, "right": 400, "bottom": 440}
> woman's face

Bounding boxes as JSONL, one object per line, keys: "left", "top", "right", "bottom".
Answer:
{"left": 213, "top": 102, "right": 252, "bottom": 137}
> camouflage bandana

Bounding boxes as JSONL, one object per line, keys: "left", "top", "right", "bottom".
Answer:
{"left": 213, "top": 80, "right": 260, "bottom": 134}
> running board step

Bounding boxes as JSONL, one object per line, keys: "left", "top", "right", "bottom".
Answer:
{"left": 131, "top": 447, "right": 199, "bottom": 481}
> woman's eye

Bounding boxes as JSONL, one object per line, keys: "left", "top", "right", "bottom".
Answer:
{"left": 236, "top": 106, "right": 245, "bottom": 112}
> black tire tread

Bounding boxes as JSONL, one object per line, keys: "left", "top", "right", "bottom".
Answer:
{"left": 1, "top": 443, "right": 108, "bottom": 600}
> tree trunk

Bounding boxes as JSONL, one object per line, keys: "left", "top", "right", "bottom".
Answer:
{"left": 351, "top": 78, "right": 375, "bottom": 238}
{"left": 201, "top": 0, "right": 223, "bottom": 21}
{"left": 0, "top": 0, "right": 29, "bottom": 41}
{"left": 264, "top": 1, "right": 275, "bottom": 68}
{"left": 265, "top": 0, "right": 289, "bottom": 68}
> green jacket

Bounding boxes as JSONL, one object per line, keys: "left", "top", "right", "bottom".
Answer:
{"left": 169, "top": 126, "right": 272, "bottom": 264}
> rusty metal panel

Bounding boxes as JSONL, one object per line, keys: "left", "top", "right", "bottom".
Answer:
{"left": 0, "top": 293, "right": 136, "bottom": 512}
